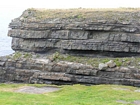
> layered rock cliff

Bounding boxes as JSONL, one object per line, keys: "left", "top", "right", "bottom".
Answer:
{"left": 8, "top": 8, "right": 140, "bottom": 57}
{"left": 0, "top": 53, "right": 140, "bottom": 86}
{"left": 2, "top": 8, "right": 140, "bottom": 86}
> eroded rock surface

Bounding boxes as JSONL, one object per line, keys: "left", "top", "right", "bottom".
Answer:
{"left": 8, "top": 8, "right": 140, "bottom": 57}
{"left": 0, "top": 55, "right": 140, "bottom": 86}
{"left": 3, "top": 8, "right": 140, "bottom": 86}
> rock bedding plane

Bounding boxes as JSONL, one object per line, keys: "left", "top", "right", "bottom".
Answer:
{"left": 0, "top": 54, "right": 140, "bottom": 87}
{"left": 1, "top": 8, "right": 140, "bottom": 86}
{"left": 8, "top": 8, "right": 140, "bottom": 57}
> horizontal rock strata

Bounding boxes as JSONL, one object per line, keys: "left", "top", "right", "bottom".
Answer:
{"left": 0, "top": 56, "right": 140, "bottom": 86}
{"left": 8, "top": 8, "right": 140, "bottom": 57}
{"left": 4, "top": 9, "right": 140, "bottom": 86}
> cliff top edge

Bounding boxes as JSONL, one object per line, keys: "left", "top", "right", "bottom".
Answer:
{"left": 18, "top": 8, "right": 140, "bottom": 23}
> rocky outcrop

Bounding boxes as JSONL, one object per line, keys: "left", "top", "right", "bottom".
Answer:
{"left": 0, "top": 55, "right": 140, "bottom": 86}
{"left": 8, "top": 8, "right": 140, "bottom": 57}
{"left": 3, "top": 8, "right": 140, "bottom": 86}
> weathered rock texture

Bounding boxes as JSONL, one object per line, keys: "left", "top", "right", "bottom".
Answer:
{"left": 0, "top": 56, "right": 140, "bottom": 86}
{"left": 4, "top": 8, "right": 140, "bottom": 86}
{"left": 8, "top": 8, "right": 140, "bottom": 57}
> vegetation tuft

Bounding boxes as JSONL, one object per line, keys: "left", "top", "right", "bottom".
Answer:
{"left": 49, "top": 52, "right": 140, "bottom": 68}
{"left": 7, "top": 52, "right": 33, "bottom": 60}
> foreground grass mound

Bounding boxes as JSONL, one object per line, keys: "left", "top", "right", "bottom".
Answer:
{"left": 0, "top": 84, "right": 140, "bottom": 105}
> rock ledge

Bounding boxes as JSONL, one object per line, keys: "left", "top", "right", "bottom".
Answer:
{"left": 8, "top": 8, "right": 140, "bottom": 57}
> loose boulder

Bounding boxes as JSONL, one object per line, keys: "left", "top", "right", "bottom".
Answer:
{"left": 98, "top": 63, "right": 108, "bottom": 70}
{"left": 98, "top": 60, "right": 116, "bottom": 70}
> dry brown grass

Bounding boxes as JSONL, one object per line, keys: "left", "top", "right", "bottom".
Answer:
{"left": 20, "top": 8, "right": 140, "bottom": 22}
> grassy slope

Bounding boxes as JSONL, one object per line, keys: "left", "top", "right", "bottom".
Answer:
{"left": 0, "top": 84, "right": 140, "bottom": 105}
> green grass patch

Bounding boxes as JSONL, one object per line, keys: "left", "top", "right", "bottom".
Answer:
{"left": 6, "top": 52, "right": 140, "bottom": 68}
{"left": 7, "top": 52, "right": 33, "bottom": 60}
{"left": 49, "top": 52, "right": 140, "bottom": 68}
{"left": 0, "top": 84, "right": 140, "bottom": 105}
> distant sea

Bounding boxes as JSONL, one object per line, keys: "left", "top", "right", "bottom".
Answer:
{"left": 0, "top": 12, "right": 15, "bottom": 56}
{"left": 0, "top": 9, "right": 25, "bottom": 56}
{"left": 0, "top": 28, "right": 14, "bottom": 56}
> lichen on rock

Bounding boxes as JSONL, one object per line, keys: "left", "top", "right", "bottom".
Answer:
{"left": 3, "top": 8, "right": 140, "bottom": 86}
{"left": 8, "top": 8, "right": 140, "bottom": 57}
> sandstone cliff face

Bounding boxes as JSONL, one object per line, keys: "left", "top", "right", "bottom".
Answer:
{"left": 8, "top": 8, "right": 140, "bottom": 57}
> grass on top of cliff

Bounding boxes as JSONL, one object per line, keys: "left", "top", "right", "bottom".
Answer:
{"left": 21, "top": 8, "right": 140, "bottom": 22}
{"left": 0, "top": 83, "right": 140, "bottom": 105}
